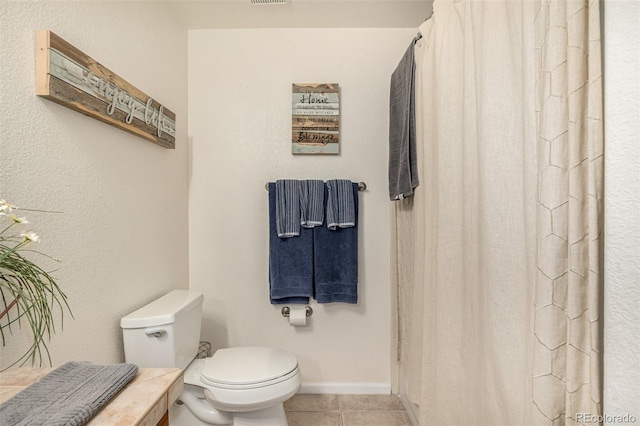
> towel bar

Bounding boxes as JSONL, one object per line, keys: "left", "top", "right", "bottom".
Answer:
{"left": 281, "top": 306, "right": 313, "bottom": 317}
{"left": 265, "top": 181, "right": 367, "bottom": 191}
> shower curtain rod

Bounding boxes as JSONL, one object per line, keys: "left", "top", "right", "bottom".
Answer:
{"left": 417, "top": 9, "right": 434, "bottom": 40}
{"left": 264, "top": 181, "right": 367, "bottom": 191}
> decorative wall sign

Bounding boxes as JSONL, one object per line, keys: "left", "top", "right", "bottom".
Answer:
{"left": 35, "top": 30, "right": 176, "bottom": 149}
{"left": 292, "top": 83, "right": 340, "bottom": 154}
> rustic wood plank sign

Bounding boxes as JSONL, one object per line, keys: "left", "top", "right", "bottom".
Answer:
{"left": 35, "top": 30, "right": 176, "bottom": 149}
{"left": 292, "top": 83, "right": 340, "bottom": 154}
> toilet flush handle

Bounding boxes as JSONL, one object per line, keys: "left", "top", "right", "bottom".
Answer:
{"left": 145, "top": 328, "right": 167, "bottom": 338}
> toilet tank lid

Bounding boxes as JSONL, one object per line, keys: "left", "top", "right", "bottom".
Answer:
{"left": 120, "top": 290, "right": 204, "bottom": 329}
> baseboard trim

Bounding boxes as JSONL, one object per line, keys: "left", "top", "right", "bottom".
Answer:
{"left": 299, "top": 382, "right": 391, "bottom": 395}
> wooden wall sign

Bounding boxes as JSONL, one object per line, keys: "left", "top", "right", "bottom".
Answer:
{"left": 292, "top": 83, "right": 340, "bottom": 154}
{"left": 35, "top": 30, "right": 176, "bottom": 149}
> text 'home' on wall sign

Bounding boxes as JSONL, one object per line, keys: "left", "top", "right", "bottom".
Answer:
{"left": 292, "top": 83, "right": 340, "bottom": 155}
{"left": 35, "top": 30, "right": 176, "bottom": 149}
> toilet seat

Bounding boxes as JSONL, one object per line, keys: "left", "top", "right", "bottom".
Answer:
{"left": 200, "top": 347, "right": 298, "bottom": 389}
{"left": 182, "top": 347, "right": 301, "bottom": 414}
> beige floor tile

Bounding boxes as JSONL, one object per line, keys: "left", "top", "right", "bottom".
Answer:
{"left": 339, "top": 394, "right": 405, "bottom": 411}
{"left": 342, "top": 411, "right": 412, "bottom": 426}
{"left": 286, "top": 411, "right": 343, "bottom": 426}
{"left": 285, "top": 394, "right": 341, "bottom": 412}
{"left": 284, "top": 394, "right": 412, "bottom": 426}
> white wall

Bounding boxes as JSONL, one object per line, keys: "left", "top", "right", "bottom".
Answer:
{"left": 0, "top": 1, "right": 189, "bottom": 369}
{"left": 603, "top": 0, "right": 640, "bottom": 420}
{"left": 188, "top": 28, "right": 415, "bottom": 389}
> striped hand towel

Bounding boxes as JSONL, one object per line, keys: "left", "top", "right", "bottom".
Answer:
{"left": 275, "top": 179, "right": 301, "bottom": 238}
{"left": 299, "top": 180, "right": 324, "bottom": 228}
{"left": 326, "top": 179, "right": 356, "bottom": 230}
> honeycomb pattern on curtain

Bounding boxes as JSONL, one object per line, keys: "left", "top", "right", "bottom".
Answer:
{"left": 532, "top": 0, "right": 604, "bottom": 423}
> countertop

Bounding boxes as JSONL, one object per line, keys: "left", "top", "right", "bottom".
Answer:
{"left": 0, "top": 366, "right": 183, "bottom": 425}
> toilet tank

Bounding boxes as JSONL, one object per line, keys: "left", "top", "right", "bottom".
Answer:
{"left": 121, "top": 290, "right": 204, "bottom": 370}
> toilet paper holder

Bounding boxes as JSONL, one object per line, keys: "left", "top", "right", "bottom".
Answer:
{"left": 281, "top": 306, "right": 313, "bottom": 317}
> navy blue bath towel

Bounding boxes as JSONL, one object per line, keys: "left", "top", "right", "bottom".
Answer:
{"left": 268, "top": 183, "right": 313, "bottom": 304}
{"left": 313, "top": 182, "right": 359, "bottom": 304}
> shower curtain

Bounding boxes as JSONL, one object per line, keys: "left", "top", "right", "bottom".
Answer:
{"left": 393, "top": 0, "right": 603, "bottom": 424}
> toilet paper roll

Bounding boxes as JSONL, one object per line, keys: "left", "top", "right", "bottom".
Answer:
{"left": 289, "top": 306, "right": 308, "bottom": 326}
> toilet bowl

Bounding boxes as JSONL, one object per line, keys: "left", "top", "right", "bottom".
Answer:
{"left": 121, "top": 290, "right": 301, "bottom": 425}
{"left": 177, "top": 347, "right": 300, "bottom": 425}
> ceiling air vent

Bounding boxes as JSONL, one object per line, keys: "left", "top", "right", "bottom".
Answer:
{"left": 251, "top": 0, "right": 288, "bottom": 4}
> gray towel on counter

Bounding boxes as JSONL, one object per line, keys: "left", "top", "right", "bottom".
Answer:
{"left": 388, "top": 38, "right": 420, "bottom": 201}
{"left": 0, "top": 361, "right": 138, "bottom": 426}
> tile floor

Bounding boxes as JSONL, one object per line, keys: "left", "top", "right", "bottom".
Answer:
{"left": 284, "top": 394, "right": 412, "bottom": 426}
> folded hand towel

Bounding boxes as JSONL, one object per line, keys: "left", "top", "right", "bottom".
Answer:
{"left": 269, "top": 183, "right": 313, "bottom": 304}
{"left": 275, "top": 179, "right": 301, "bottom": 238}
{"left": 326, "top": 179, "right": 356, "bottom": 230}
{"left": 0, "top": 361, "right": 138, "bottom": 426}
{"left": 299, "top": 180, "right": 325, "bottom": 228}
{"left": 313, "top": 182, "right": 358, "bottom": 304}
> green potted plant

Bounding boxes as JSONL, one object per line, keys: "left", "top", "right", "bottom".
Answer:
{"left": 0, "top": 199, "right": 72, "bottom": 371}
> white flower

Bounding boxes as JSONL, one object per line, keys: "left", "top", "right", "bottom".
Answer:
{"left": 20, "top": 231, "right": 40, "bottom": 243}
{"left": 0, "top": 199, "right": 17, "bottom": 212}
{"left": 9, "top": 214, "right": 28, "bottom": 224}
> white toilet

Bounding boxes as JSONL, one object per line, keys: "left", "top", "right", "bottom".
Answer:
{"left": 121, "top": 290, "right": 301, "bottom": 426}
